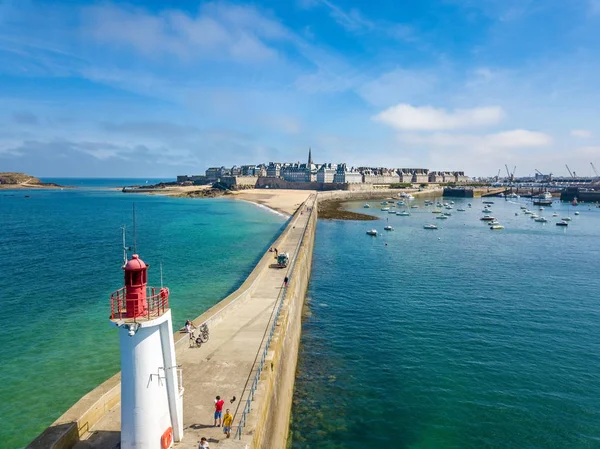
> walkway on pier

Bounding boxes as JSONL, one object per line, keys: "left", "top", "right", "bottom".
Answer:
{"left": 75, "top": 194, "right": 314, "bottom": 449}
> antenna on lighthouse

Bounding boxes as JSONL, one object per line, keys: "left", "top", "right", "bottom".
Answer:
{"left": 160, "top": 261, "right": 164, "bottom": 288}
{"left": 121, "top": 225, "right": 127, "bottom": 266}
{"left": 132, "top": 203, "right": 137, "bottom": 254}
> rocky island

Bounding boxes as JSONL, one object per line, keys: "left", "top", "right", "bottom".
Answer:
{"left": 0, "top": 172, "right": 63, "bottom": 189}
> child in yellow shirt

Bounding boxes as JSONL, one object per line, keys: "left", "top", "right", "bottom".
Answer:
{"left": 223, "top": 409, "right": 233, "bottom": 438}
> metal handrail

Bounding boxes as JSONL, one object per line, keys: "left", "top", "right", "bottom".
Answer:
{"left": 109, "top": 286, "right": 170, "bottom": 320}
{"left": 234, "top": 194, "right": 316, "bottom": 440}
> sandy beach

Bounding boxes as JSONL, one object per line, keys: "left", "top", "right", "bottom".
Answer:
{"left": 234, "top": 189, "right": 313, "bottom": 215}
{"left": 133, "top": 185, "right": 312, "bottom": 216}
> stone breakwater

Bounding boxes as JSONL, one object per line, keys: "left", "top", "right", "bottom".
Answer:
{"left": 27, "top": 195, "right": 318, "bottom": 449}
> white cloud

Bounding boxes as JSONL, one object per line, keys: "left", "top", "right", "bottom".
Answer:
{"left": 373, "top": 104, "right": 504, "bottom": 131}
{"left": 571, "top": 129, "right": 592, "bottom": 138}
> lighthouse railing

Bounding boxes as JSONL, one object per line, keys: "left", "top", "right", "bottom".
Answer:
{"left": 109, "top": 286, "right": 170, "bottom": 320}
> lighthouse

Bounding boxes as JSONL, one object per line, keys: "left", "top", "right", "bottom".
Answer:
{"left": 110, "top": 254, "right": 184, "bottom": 448}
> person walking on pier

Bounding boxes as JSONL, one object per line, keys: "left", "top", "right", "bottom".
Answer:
{"left": 223, "top": 409, "right": 233, "bottom": 438}
{"left": 214, "top": 395, "right": 225, "bottom": 427}
{"left": 284, "top": 276, "right": 289, "bottom": 287}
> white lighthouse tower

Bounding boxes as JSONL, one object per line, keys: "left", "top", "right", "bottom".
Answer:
{"left": 110, "top": 253, "right": 184, "bottom": 449}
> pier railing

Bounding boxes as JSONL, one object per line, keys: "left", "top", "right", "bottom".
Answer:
{"left": 235, "top": 194, "right": 316, "bottom": 440}
{"left": 110, "top": 286, "right": 170, "bottom": 321}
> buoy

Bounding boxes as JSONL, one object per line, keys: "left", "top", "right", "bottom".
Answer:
{"left": 161, "top": 427, "right": 173, "bottom": 449}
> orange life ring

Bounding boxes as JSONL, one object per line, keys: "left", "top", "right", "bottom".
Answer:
{"left": 161, "top": 427, "right": 173, "bottom": 449}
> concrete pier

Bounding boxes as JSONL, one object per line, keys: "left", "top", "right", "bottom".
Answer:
{"left": 28, "top": 194, "right": 317, "bottom": 449}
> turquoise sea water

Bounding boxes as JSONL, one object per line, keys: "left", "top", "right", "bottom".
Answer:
{"left": 0, "top": 186, "right": 286, "bottom": 449}
{"left": 291, "top": 197, "right": 600, "bottom": 448}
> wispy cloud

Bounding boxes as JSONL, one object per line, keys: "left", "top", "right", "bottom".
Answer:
{"left": 12, "top": 112, "right": 38, "bottom": 125}
{"left": 571, "top": 129, "right": 593, "bottom": 138}
{"left": 398, "top": 129, "right": 552, "bottom": 148}
{"left": 81, "top": 3, "right": 288, "bottom": 63}
{"left": 373, "top": 104, "right": 505, "bottom": 131}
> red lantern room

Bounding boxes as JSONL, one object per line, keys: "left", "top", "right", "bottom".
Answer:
{"left": 123, "top": 254, "right": 148, "bottom": 318}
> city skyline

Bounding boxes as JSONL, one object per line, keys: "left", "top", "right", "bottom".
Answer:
{"left": 1, "top": 0, "right": 600, "bottom": 177}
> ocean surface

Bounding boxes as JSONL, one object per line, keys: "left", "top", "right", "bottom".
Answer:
{"left": 0, "top": 184, "right": 286, "bottom": 449}
{"left": 291, "top": 196, "right": 600, "bottom": 448}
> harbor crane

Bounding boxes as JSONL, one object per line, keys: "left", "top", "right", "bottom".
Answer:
{"left": 505, "top": 164, "right": 516, "bottom": 183}
{"left": 591, "top": 162, "right": 599, "bottom": 177}
{"left": 565, "top": 164, "right": 575, "bottom": 178}
{"left": 495, "top": 169, "right": 501, "bottom": 182}
{"left": 535, "top": 169, "right": 552, "bottom": 182}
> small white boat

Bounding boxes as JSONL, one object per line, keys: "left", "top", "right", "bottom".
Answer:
{"left": 411, "top": 205, "right": 419, "bottom": 209}
{"left": 534, "top": 217, "right": 548, "bottom": 223}
{"left": 423, "top": 224, "right": 438, "bottom": 229}
{"left": 397, "top": 201, "right": 405, "bottom": 206}
{"left": 488, "top": 220, "right": 500, "bottom": 225}
{"left": 457, "top": 208, "right": 466, "bottom": 212}
{"left": 366, "top": 229, "right": 378, "bottom": 236}
{"left": 480, "top": 215, "right": 495, "bottom": 221}
{"left": 432, "top": 209, "right": 442, "bottom": 214}
{"left": 524, "top": 210, "right": 533, "bottom": 215}
{"left": 445, "top": 206, "right": 453, "bottom": 210}
{"left": 552, "top": 213, "right": 559, "bottom": 217}
{"left": 520, "top": 205, "right": 527, "bottom": 210}
{"left": 562, "top": 217, "right": 572, "bottom": 221}
{"left": 539, "top": 207, "right": 545, "bottom": 211}
{"left": 556, "top": 221, "right": 568, "bottom": 226}
{"left": 574, "top": 211, "right": 580, "bottom": 215}
{"left": 443, "top": 202, "right": 449, "bottom": 207}
{"left": 363, "top": 204, "right": 371, "bottom": 208}
{"left": 530, "top": 213, "right": 539, "bottom": 219}
{"left": 397, "top": 211, "right": 410, "bottom": 216}
{"left": 381, "top": 201, "right": 388, "bottom": 205}
{"left": 381, "top": 207, "right": 390, "bottom": 211}
{"left": 482, "top": 208, "right": 492, "bottom": 213}
{"left": 436, "top": 215, "right": 448, "bottom": 220}
{"left": 450, "top": 201, "right": 455, "bottom": 205}
{"left": 384, "top": 225, "right": 393, "bottom": 231}
{"left": 388, "top": 210, "right": 397, "bottom": 214}
{"left": 443, "top": 212, "right": 452, "bottom": 216}
{"left": 490, "top": 224, "right": 504, "bottom": 230}
{"left": 436, "top": 202, "right": 443, "bottom": 207}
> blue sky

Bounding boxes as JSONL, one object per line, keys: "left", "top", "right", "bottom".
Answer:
{"left": 1, "top": 0, "right": 600, "bottom": 177}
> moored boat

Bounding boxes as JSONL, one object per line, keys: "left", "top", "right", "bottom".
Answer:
{"left": 364, "top": 204, "right": 371, "bottom": 208}
{"left": 384, "top": 225, "right": 393, "bottom": 231}
{"left": 490, "top": 224, "right": 504, "bottom": 230}
{"left": 556, "top": 221, "right": 568, "bottom": 226}
{"left": 423, "top": 224, "right": 438, "bottom": 229}
{"left": 480, "top": 215, "right": 495, "bottom": 221}
{"left": 366, "top": 229, "right": 378, "bottom": 236}
{"left": 397, "top": 211, "right": 410, "bottom": 216}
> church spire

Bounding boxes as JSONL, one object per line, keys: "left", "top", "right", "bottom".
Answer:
{"left": 308, "top": 147, "right": 313, "bottom": 165}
